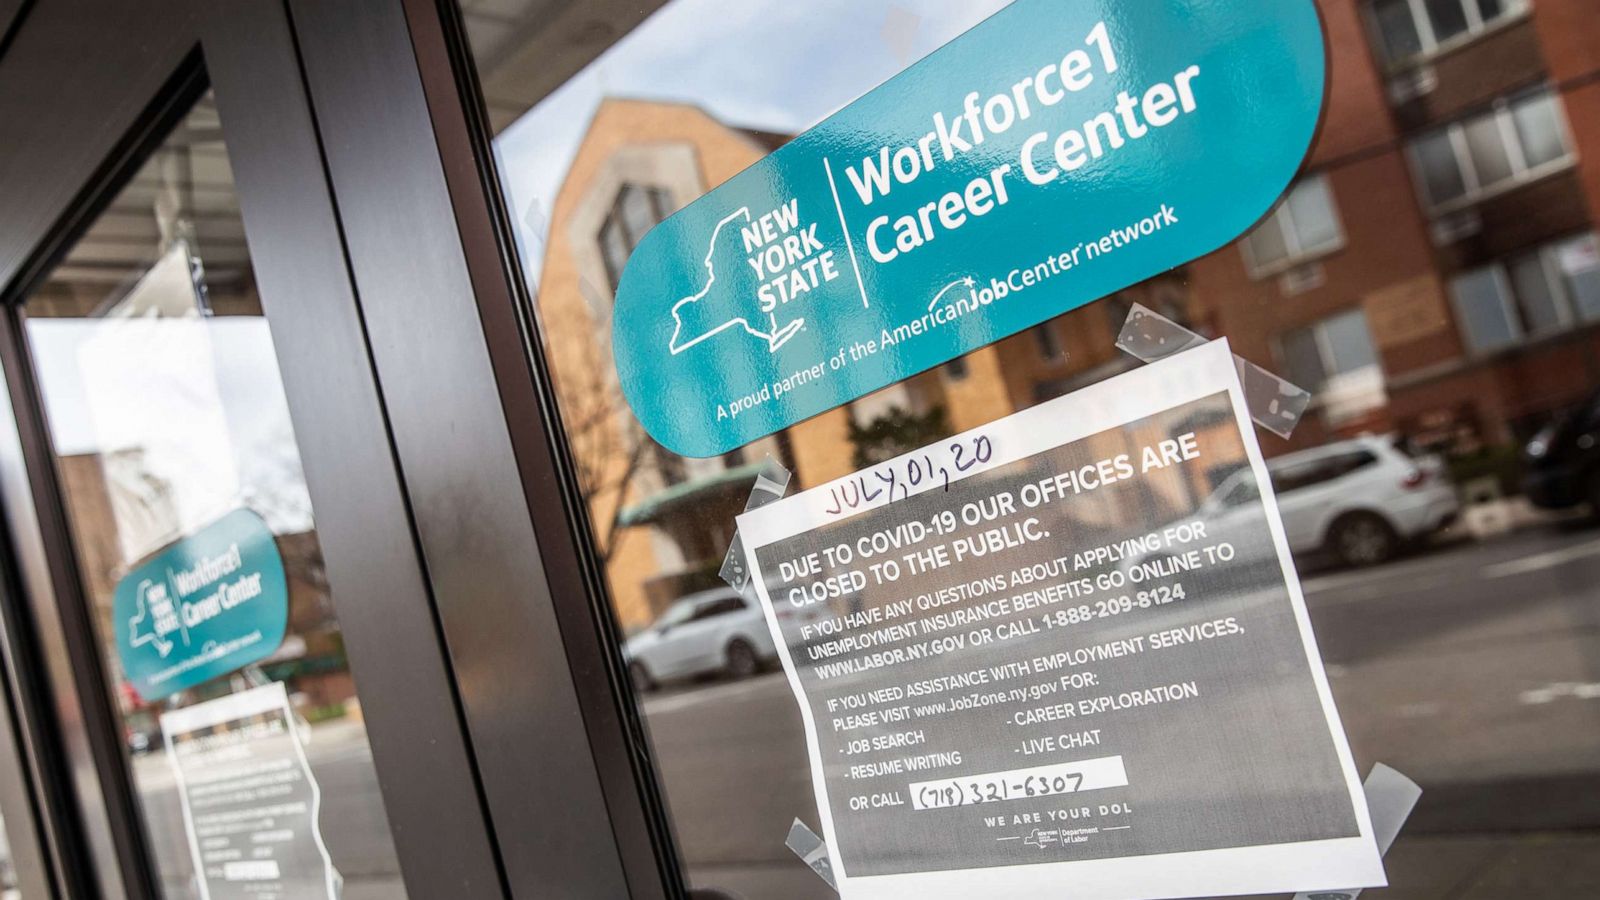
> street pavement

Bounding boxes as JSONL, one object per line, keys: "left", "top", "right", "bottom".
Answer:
{"left": 640, "top": 525, "right": 1600, "bottom": 899}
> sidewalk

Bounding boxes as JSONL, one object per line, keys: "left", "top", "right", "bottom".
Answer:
{"left": 1364, "top": 831, "right": 1600, "bottom": 899}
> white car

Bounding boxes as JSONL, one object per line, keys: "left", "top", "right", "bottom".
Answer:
{"left": 625, "top": 588, "right": 778, "bottom": 691}
{"left": 1198, "top": 435, "right": 1458, "bottom": 567}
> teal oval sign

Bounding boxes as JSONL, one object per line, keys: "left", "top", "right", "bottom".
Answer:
{"left": 113, "top": 508, "right": 289, "bottom": 701}
{"left": 612, "top": 0, "right": 1326, "bottom": 457}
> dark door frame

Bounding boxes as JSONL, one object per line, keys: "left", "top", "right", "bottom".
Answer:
{"left": 283, "top": 0, "right": 687, "bottom": 896}
{"left": 0, "top": 0, "right": 657, "bottom": 895}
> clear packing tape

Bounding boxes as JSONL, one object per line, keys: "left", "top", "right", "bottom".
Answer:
{"left": 1116, "top": 303, "right": 1310, "bottom": 439}
{"left": 786, "top": 818, "right": 839, "bottom": 891}
{"left": 719, "top": 456, "right": 793, "bottom": 597}
{"left": 1292, "top": 764, "right": 1423, "bottom": 900}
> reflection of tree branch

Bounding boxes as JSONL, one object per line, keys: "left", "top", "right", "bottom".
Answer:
{"left": 552, "top": 310, "right": 653, "bottom": 564}
{"left": 594, "top": 428, "right": 653, "bottom": 562}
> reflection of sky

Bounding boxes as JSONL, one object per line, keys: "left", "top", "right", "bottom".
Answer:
{"left": 30, "top": 318, "right": 314, "bottom": 547}
{"left": 493, "top": 0, "right": 1013, "bottom": 285}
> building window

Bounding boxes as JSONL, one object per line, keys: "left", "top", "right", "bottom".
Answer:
{"left": 1369, "top": 0, "right": 1528, "bottom": 66}
{"left": 1407, "top": 87, "right": 1573, "bottom": 213}
{"left": 599, "top": 183, "right": 675, "bottom": 291}
{"left": 1278, "top": 309, "right": 1382, "bottom": 396}
{"left": 1032, "top": 322, "right": 1065, "bottom": 360}
{"left": 1450, "top": 232, "right": 1600, "bottom": 354}
{"left": 1241, "top": 176, "right": 1344, "bottom": 277}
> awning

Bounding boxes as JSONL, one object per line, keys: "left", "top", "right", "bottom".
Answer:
{"left": 617, "top": 460, "right": 767, "bottom": 527}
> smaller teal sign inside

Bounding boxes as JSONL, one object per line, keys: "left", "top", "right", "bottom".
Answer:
{"left": 611, "top": 0, "right": 1327, "bottom": 457}
{"left": 113, "top": 508, "right": 289, "bottom": 701}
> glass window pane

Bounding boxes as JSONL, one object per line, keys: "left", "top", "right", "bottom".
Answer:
{"left": 23, "top": 92, "right": 406, "bottom": 898}
{"left": 599, "top": 217, "right": 631, "bottom": 291}
{"left": 1413, "top": 130, "right": 1468, "bottom": 205}
{"left": 461, "top": 2, "right": 1600, "bottom": 897}
{"left": 1374, "top": 0, "right": 1425, "bottom": 60}
{"left": 1424, "top": 0, "right": 1471, "bottom": 43}
{"left": 1512, "top": 91, "right": 1570, "bottom": 169}
{"left": 1280, "top": 326, "right": 1328, "bottom": 392}
{"left": 1463, "top": 112, "right": 1515, "bottom": 188}
{"left": 1245, "top": 208, "right": 1291, "bottom": 270}
{"left": 1508, "top": 254, "right": 1563, "bottom": 335}
{"left": 1451, "top": 267, "right": 1519, "bottom": 351}
{"left": 1554, "top": 233, "right": 1600, "bottom": 321}
{"left": 1032, "top": 323, "right": 1064, "bottom": 359}
{"left": 1321, "top": 309, "right": 1380, "bottom": 375}
{"left": 1479, "top": 0, "right": 1527, "bottom": 23}
{"left": 1286, "top": 177, "right": 1342, "bottom": 254}
{"left": 618, "top": 183, "right": 661, "bottom": 246}
{"left": 649, "top": 186, "right": 676, "bottom": 220}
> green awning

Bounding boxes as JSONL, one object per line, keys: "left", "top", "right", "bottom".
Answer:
{"left": 617, "top": 461, "right": 767, "bottom": 527}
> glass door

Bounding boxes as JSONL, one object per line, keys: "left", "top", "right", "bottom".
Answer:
{"left": 18, "top": 88, "right": 409, "bottom": 899}
{"left": 0, "top": 2, "right": 504, "bottom": 896}
{"left": 445, "top": 1, "right": 1600, "bottom": 897}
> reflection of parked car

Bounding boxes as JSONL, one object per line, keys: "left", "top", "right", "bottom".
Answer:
{"left": 1202, "top": 435, "right": 1457, "bottom": 567}
{"left": 126, "top": 725, "right": 156, "bottom": 755}
{"left": 625, "top": 588, "right": 777, "bottom": 691}
{"left": 1524, "top": 390, "right": 1600, "bottom": 512}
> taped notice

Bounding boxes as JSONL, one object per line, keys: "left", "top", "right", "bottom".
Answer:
{"left": 162, "top": 682, "right": 340, "bottom": 899}
{"left": 737, "top": 340, "right": 1382, "bottom": 900}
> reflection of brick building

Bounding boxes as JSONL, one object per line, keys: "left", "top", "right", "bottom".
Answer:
{"left": 535, "top": 100, "right": 825, "bottom": 629}
{"left": 540, "top": 99, "right": 1184, "bottom": 627}
{"left": 542, "top": 1, "right": 1600, "bottom": 629}
{"left": 1188, "top": 0, "right": 1600, "bottom": 459}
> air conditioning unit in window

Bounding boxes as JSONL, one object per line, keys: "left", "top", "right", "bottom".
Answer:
{"left": 1279, "top": 262, "right": 1326, "bottom": 296}
{"left": 1388, "top": 66, "right": 1437, "bottom": 104}
{"left": 1431, "top": 210, "right": 1482, "bottom": 246}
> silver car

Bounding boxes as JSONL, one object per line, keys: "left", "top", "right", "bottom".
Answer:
{"left": 625, "top": 588, "right": 778, "bottom": 691}
{"left": 1203, "top": 435, "right": 1458, "bottom": 567}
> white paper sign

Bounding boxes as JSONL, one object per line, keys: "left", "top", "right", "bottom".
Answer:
{"left": 161, "top": 682, "right": 340, "bottom": 900}
{"left": 738, "top": 340, "right": 1383, "bottom": 899}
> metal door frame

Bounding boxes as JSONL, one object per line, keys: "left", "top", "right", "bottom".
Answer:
{"left": 0, "top": 0, "right": 606, "bottom": 894}
{"left": 281, "top": 0, "right": 687, "bottom": 895}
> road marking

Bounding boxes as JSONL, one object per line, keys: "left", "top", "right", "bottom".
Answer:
{"left": 1518, "top": 682, "right": 1600, "bottom": 705}
{"left": 1481, "top": 537, "right": 1600, "bottom": 579}
{"left": 1392, "top": 701, "right": 1441, "bottom": 719}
